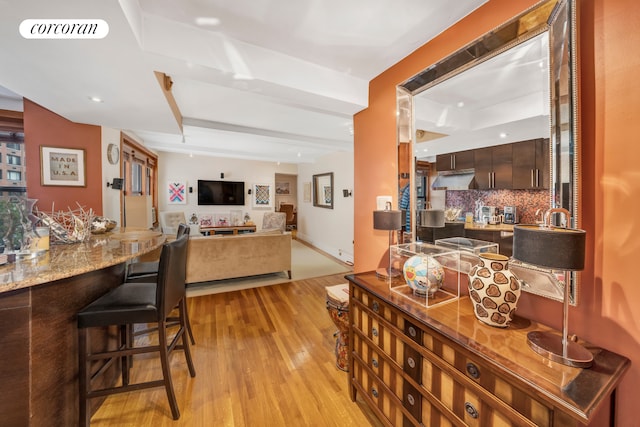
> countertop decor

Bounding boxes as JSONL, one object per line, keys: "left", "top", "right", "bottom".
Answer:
{"left": 37, "top": 203, "right": 94, "bottom": 244}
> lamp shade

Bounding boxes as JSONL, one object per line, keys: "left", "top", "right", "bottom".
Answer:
{"left": 419, "top": 209, "right": 445, "bottom": 228}
{"left": 512, "top": 225, "right": 586, "bottom": 271}
{"left": 373, "top": 209, "right": 402, "bottom": 231}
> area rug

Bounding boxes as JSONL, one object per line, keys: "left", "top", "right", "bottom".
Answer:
{"left": 186, "top": 239, "right": 351, "bottom": 296}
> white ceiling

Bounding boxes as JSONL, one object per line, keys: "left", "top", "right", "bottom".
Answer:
{"left": 0, "top": 0, "right": 487, "bottom": 164}
{"left": 413, "top": 32, "right": 551, "bottom": 159}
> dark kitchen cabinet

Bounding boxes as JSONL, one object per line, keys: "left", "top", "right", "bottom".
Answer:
{"left": 417, "top": 222, "right": 464, "bottom": 243}
{"left": 435, "top": 149, "right": 474, "bottom": 172}
{"left": 474, "top": 144, "right": 512, "bottom": 189}
{"left": 512, "top": 138, "right": 550, "bottom": 189}
{"left": 464, "top": 228, "right": 513, "bottom": 257}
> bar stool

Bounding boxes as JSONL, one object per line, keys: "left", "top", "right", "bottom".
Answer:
{"left": 125, "top": 223, "right": 196, "bottom": 345}
{"left": 77, "top": 234, "right": 195, "bottom": 426}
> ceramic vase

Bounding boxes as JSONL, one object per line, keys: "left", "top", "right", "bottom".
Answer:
{"left": 468, "top": 253, "right": 521, "bottom": 328}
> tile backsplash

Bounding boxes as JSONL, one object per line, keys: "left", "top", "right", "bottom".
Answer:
{"left": 445, "top": 189, "right": 549, "bottom": 224}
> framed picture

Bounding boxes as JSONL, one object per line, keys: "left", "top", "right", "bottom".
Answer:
{"left": 199, "top": 214, "right": 213, "bottom": 227}
{"left": 168, "top": 181, "right": 187, "bottom": 204}
{"left": 40, "top": 146, "right": 86, "bottom": 187}
{"left": 275, "top": 181, "right": 290, "bottom": 195}
{"left": 215, "top": 213, "right": 230, "bottom": 227}
{"left": 252, "top": 183, "right": 273, "bottom": 208}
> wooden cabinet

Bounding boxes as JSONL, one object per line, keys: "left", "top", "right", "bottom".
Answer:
{"left": 436, "top": 150, "right": 474, "bottom": 172}
{"left": 474, "top": 144, "right": 513, "bottom": 189}
{"left": 347, "top": 272, "right": 630, "bottom": 427}
{"left": 512, "top": 138, "right": 550, "bottom": 189}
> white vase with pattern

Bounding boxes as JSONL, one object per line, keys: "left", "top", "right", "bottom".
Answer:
{"left": 468, "top": 253, "right": 521, "bottom": 328}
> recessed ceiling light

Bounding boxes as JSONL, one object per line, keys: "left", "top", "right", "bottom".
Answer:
{"left": 88, "top": 96, "right": 103, "bottom": 103}
{"left": 195, "top": 17, "right": 220, "bottom": 26}
{"left": 457, "top": 101, "right": 465, "bottom": 108}
{"left": 499, "top": 132, "right": 508, "bottom": 138}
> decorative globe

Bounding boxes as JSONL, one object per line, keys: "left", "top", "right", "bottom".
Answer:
{"left": 403, "top": 255, "right": 445, "bottom": 296}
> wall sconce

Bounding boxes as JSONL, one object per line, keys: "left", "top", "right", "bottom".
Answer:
{"left": 342, "top": 189, "right": 353, "bottom": 197}
{"left": 106, "top": 178, "right": 123, "bottom": 190}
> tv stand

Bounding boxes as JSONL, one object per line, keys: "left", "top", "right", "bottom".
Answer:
{"left": 200, "top": 225, "right": 256, "bottom": 236}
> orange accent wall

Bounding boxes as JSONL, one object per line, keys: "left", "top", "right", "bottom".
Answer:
{"left": 23, "top": 99, "right": 103, "bottom": 215}
{"left": 354, "top": 0, "right": 638, "bottom": 424}
{"left": 354, "top": 0, "right": 540, "bottom": 272}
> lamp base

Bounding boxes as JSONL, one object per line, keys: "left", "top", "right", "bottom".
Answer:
{"left": 527, "top": 331, "right": 593, "bottom": 368}
{"left": 375, "top": 267, "right": 401, "bottom": 279}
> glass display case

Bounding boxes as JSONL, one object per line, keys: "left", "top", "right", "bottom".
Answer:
{"left": 434, "top": 237, "right": 498, "bottom": 274}
{"left": 388, "top": 242, "right": 460, "bottom": 308}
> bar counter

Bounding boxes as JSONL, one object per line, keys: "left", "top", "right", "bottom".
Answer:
{"left": 0, "top": 229, "right": 165, "bottom": 427}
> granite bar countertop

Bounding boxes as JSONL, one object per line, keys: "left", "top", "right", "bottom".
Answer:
{"left": 0, "top": 228, "right": 165, "bottom": 294}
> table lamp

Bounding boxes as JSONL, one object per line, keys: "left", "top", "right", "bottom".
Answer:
{"left": 419, "top": 209, "right": 445, "bottom": 228}
{"left": 512, "top": 208, "right": 591, "bottom": 368}
{"left": 373, "top": 201, "right": 402, "bottom": 278}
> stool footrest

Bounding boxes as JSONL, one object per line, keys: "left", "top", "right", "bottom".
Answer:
{"left": 88, "top": 380, "right": 166, "bottom": 399}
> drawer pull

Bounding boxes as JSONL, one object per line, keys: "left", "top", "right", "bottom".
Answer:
{"left": 465, "top": 402, "right": 479, "bottom": 419}
{"left": 407, "top": 393, "right": 416, "bottom": 406}
{"left": 372, "top": 301, "right": 380, "bottom": 312}
{"left": 372, "top": 358, "right": 379, "bottom": 368}
{"left": 407, "top": 356, "right": 416, "bottom": 369}
{"left": 372, "top": 327, "right": 378, "bottom": 337}
{"left": 371, "top": 388, "right": 379, "bottom": 398}
{"left": 466, "top": 362, "right": 480, "bottom": 379}
{"left": 408, "top": 326, "right": 417, "bottom": 337}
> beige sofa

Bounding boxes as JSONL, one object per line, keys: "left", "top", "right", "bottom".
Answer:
{"left": 185, "top": 231, "right": 292, "bottom": 284}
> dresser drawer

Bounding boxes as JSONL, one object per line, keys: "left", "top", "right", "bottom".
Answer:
{"left": 353, "top": 333, "right": 404, "bottom": 401}
{"left": 351, "top": 349, "right": 405, "bottom": 426}
{"left": 352, "top": 284, "right": 403, "bottom": 327}
{"left": 351, "top": 297, "right": 405, "bottom": 367}
{"left": 421, "top": 334, "right": 551, "bottom": 427}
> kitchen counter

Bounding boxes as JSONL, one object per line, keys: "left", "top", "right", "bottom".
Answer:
{"left": 0, "top": 228, "right": 165, "bottom": 427}
{"left": 0, "top": 228, "right": 165, "bottom": 293}
{"left": 464, "top": 221, "right": 515, "bottom": 232}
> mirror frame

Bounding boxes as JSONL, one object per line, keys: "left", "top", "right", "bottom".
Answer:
{"left": 312, "top": 172, "right": 334, "bottom": 209}
{"left": 397, "top": 0, "right": 579, "bottom": 303}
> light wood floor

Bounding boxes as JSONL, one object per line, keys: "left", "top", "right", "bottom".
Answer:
{"left": 90, "top": 272, "right": 383, "bottom": 427}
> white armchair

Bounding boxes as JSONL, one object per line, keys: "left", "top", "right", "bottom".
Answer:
{"left": 262, "top": 212, "right": 286, "bottom": 232}
{"left": 159, "top": 211, "right": 200, "bottom": 235}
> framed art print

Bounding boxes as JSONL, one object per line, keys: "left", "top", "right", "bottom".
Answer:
{"left": 252, "top": 183, "right": 272, "bottom": 208}
{"left": 40, "top": 146, "right": 86, "bottom": 187}
{"left": 168, "top": 181, "right": 187, "bottom": 204}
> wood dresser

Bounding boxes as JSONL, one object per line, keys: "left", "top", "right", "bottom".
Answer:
{"left": 346, "top": 272, "right": 630, "bottom": 427}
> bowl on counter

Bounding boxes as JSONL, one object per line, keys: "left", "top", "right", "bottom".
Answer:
{"left": 90, "top": 217, "right": 117, "bottom": 234}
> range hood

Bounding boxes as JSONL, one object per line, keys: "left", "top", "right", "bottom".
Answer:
{"left": 431, "top": 169, "right": 476, "bottom": 190}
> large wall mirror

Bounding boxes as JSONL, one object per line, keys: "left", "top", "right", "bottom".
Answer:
{"left": 313, "top": 172, "right": 334, "bottom": 209}
{"left": 397, "top": 0, "right": 578, "bottom": 303}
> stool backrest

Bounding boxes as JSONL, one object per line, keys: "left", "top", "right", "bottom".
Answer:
{"left": 156, "top": 233, "right": 189, "bottom": 317}
{"left": 176, "top": 223, "right": 189, "bottom": 239}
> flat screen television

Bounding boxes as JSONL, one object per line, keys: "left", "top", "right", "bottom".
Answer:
{"left": 197, "top": 180, "right": 245, "bottom": 205}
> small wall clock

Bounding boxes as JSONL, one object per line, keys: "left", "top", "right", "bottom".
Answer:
{"left": 107, "top": 143, "right": 120, "bottom": 164}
